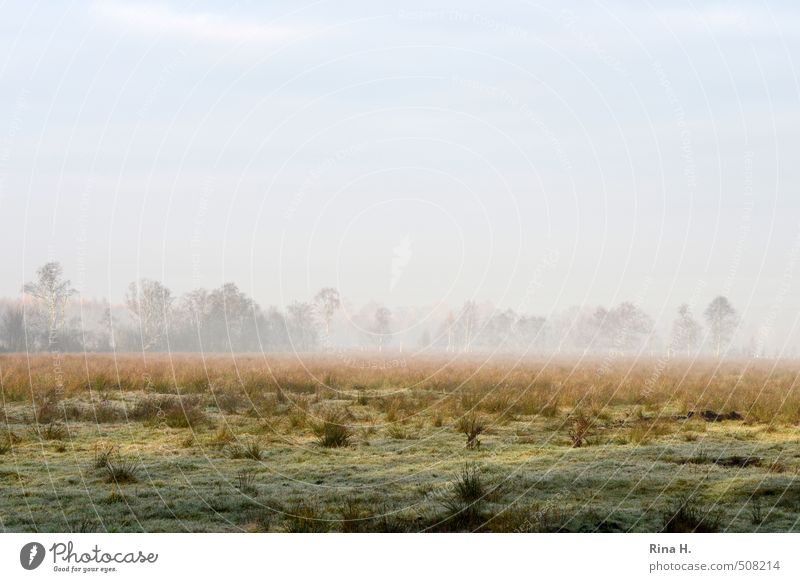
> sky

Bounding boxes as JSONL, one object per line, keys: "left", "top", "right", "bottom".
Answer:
{"left": 1, "top": 0, "right": 799, "bottom": 349}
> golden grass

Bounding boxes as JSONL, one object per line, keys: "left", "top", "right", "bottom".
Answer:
{"left": 1, "top": 353, "right": 798, "bottom": 425}
{"left": 1, "top": 353, "right": 798, "bottom": 532}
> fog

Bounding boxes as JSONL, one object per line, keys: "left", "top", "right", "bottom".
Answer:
{"left": 2, "top": 1, "right": 800, "bottom": 355}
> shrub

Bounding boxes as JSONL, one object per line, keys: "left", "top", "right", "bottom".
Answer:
{"left": 456, "top": 414, "right": 485, "bottom": 449}
{"left": 569, "top": 412, "right": 592, "bottom": 448}
{"left": 312, "top": 410, "right": 352, "bottom": 448}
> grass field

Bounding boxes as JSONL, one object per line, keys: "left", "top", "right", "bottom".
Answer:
{"left": 1, "top": 353, "right": 798, "bottom": 532}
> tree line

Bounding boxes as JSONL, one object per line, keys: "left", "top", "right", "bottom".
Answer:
{"left": 0, "top": 262, "right": 742, "bottom": 357}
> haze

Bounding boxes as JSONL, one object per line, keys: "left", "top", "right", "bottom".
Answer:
{"left": 1, "top": 0, "right": 800, "bottom": 351}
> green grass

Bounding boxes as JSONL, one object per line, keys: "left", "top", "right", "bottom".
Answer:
{"left": 1, "top": 354, "right": 799, "bottom": 532}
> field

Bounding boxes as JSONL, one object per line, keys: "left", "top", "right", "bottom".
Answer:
{"left": 1, "top": 353, "right": 799, "bottom": 533}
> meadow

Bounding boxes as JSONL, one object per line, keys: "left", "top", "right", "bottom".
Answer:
{"left": 0, "top": 353, "right": 798, "bottom": 532}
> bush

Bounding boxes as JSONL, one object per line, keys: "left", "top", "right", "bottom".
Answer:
{"left": 456, "top": 414, "right": 485, "bottom": 449}
{"left": 312, "top": 410, "right": 352, "bottom": 448}
{"left": 569, "top": 412, "right": 592, "bottom": 447}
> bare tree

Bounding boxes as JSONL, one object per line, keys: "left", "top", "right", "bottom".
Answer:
{"left": 126, "top": 279, "right": 173, "bottom": 351}
{"left": 606, "top": 302, "right": 653, "bottom": 353}
{"left": 438, "top": 311, "right": 457, "bottom": 352}
{"left": 208, "top": 283, "right": 257, "bottom": 351}
{"left": 670, "top": 304, "right": 701, "bottom": 357}
{"left": 287, "top": 301, "right": 318, "bottom": 351}
{"left": 372, "top": 306, "right": 392, "bottom": 352}
{"left": 0, "top": 305, "right": 26, "bottom": 352}
{"left": 23, "top": 262, "right": 76, "bottom": 347}
{"left": 704, "top": 296, "right": 737, "bottom": 357}
{"left": 313, "top": 287, "right": 341, "bottom": 343}
{"left": 456, "top": 301, "right": 480, "bottom": 352}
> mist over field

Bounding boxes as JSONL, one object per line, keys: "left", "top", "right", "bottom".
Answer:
{"left": 1, "top": 2, "right": 800, "bottom": 536}
{"left": 0, "top": 260, "right": 765, "bottom": 360}
{"left": 2, "top": 2, "right": 800, "bottom": 357}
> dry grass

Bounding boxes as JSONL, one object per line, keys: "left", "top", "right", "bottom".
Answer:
{"left": 0, "top": 353, "right": 798, "bottom": 532}
{"left": 1, "top": 353, "right": 797, "bottom": 425}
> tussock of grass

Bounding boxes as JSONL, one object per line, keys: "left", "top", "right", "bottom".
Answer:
{"left": 227, "top": 439, "right": 264, "bottom": 460}
{"left": 312, "top": 410, "right": 352, "bottom": 448}
{"left": 235, "top": 469, "right": 258, "bottom": 496}
{"left": 436, "top": 464, "right": 488, "bottom": 531}
{"left": 130, "top": 395, "right": 208, "bottom": 428}
{"left": 284, "top": 501, "right": 328, "bottom": 532}
{"left": 33, "top": 420, "right": 68, "bottom": 441}
{"left": 661, "top": 495, "right": 721, "bottom": 533}
{"left": 387, "top": 424, "right": 417, "bottom": 440}
{"left": 103, "top": 458, "right": 140, "bottom": 484}
{"left": 92, "top": 444, "right": 118, "bottom": 469}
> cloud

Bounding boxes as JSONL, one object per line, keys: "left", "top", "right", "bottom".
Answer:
{"left": 90, "top": 1, "right": 303, "bottom": 45}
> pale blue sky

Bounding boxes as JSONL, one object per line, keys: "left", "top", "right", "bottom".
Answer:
{"left": 1, "top": 1, "right": 799, "bottom": 347}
